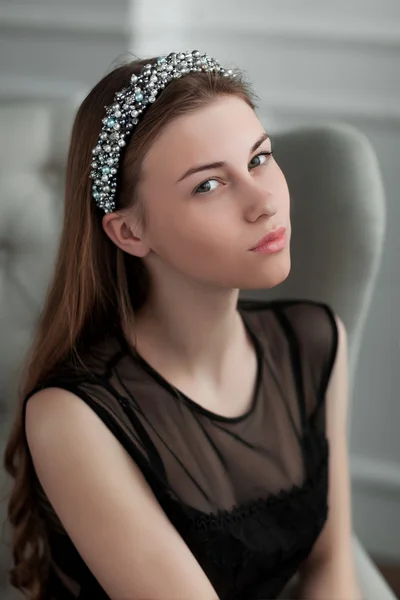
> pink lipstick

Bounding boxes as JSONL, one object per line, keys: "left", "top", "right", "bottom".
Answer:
{"left": 250, "top": 226, "right": 287, "bottom": 254}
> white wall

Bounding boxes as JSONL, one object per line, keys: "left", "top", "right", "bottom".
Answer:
{"left": 1, "top": 0, "right": 399, "bottom": 560}
{"left": 131, "top": 0, "right": 400, "bottom": 560}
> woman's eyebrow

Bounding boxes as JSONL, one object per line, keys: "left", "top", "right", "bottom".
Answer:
{"left": 176, "top": 132, "right": 270, "bottom": 183}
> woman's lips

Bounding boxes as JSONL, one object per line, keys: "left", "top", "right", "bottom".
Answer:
{"left": 250, "top": 226, "right": 287, "bottom": 254}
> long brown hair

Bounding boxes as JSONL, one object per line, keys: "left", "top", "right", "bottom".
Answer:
{"left": 3, "top": 55, "right": 256, "bottom": 599}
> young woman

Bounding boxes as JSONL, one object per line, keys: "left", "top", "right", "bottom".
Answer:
{"left": 4, "top": 51, "right": 362, "bottom": 599}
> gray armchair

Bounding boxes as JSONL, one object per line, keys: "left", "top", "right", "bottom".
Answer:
{"left": 0, "top": 102, "right": 396, "bottom": 599}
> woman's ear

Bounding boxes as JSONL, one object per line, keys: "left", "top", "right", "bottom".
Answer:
{"left": 102, "top": 211, "right": 150, "bottom": 258}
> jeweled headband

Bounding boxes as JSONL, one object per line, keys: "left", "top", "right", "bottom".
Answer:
{"left": 90, "top": 50, "right": 238, "bottom": 213}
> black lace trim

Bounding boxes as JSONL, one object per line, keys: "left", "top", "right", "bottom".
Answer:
{"left": 188, "top": 434, "right": 328, "bottom": 532}
{"left": 178, "top": 436, "right": 329, "bottom": 573}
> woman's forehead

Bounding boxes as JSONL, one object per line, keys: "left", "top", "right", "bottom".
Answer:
{"left": 141, "top": 97, "right": 261, "bottom": 177}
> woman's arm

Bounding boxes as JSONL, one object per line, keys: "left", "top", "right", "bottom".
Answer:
{"left": 296, "top": 315, "right": 363, "bottom": 599}
{"left": 26, "top": 388, "right": 219, "bottom": 600}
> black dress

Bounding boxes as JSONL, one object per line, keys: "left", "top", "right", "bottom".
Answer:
{"left": 23, "top": 298, "right": 339, "bottom": 600}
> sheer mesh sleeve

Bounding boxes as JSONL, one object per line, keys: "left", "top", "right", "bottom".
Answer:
{"left": 22, "top": 349, "right": 170, "bottom": 504}
{"left": 275, "top": 300, "right": 339, "bottom": 435}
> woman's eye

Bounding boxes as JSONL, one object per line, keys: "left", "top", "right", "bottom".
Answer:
{"left": 194, "top": 179, "right": 220, "bottom": 195}
{"left": 249, "top": 151, "right": 273, "bottom": 169}
{"left": 193, "top": 151, "right": 273, "bottom": 195}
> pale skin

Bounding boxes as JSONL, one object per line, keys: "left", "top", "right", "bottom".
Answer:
{"left": 26, "top": 95, "right": 362, "bottom": 598}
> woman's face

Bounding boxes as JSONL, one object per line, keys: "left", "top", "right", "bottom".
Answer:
{"left": 127, "top": 95, "right": 291, "bottom": 290}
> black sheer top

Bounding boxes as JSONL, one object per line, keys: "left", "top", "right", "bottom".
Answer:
{"left": 23, "top": 298, "right": 339, "bottom": 600}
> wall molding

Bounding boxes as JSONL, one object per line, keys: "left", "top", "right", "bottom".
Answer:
{"left": 257, "top": 94, "right": 400, "bottom": 130}
{"left": 133, "top": 21, "right": 400, "bottom": 50}
{"left": 0, "top": 75, "right": 87, "bottom": 102}
{"left": 2, "top": 6, "right": 400, "bottom": 49}
{"left": 0, "top": 4, "right": 129, "bottom": 37}
{"left": 351, "top": 455, "right": 400, "bottom": 496}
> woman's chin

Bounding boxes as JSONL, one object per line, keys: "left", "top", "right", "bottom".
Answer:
{"left": 239, "top": 254, "right": 291, "bottom": 291}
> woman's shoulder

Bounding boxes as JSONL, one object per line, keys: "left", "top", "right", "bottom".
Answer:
{"left": 23, "top": 332, "right": 157, "bottom": 479}
{"left": 239, "top": 296, "right": 338, "bottom": 343}
{"left": 23, "top": 333, "right": 132, "bottom": 436}
{"left": 239, "top": 296, "right": 339, "bottom": 378}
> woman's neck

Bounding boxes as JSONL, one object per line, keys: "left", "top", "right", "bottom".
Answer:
{"left": 132, "top": 275, "right": 245, "bottom": 382}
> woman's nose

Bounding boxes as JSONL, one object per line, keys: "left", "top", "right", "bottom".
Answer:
{"left": 243, "top": 181, "right": 278, "bottom": 223}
